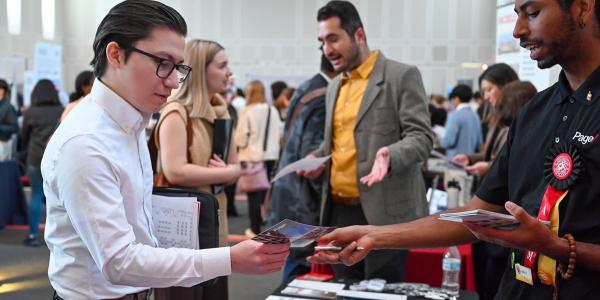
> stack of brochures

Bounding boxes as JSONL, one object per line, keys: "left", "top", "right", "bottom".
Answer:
{"left": 438, "top": 209, "right": 521, "bottom": 230}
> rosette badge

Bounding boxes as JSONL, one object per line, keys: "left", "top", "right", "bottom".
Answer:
{"left": 543, "top": 143, "right": 584, "bottom": 190}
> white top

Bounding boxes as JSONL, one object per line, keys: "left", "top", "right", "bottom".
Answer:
{"left": 234, "top": 103, "right": 282, "bottom": 161}
{"left": 42, "top": 79, "right": 231, "bottom": 299}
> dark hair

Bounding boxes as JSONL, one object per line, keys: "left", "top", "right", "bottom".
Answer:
{"left": 31, "top": 79, "right": 61, "bottom": 107}
{"left": 90, "top": 0, "right": 187, "bottom": 79}
{"left": 449, "top": 84, "right": 472, "bottom": 103}
{"left": 236, "top": 87, "right": 245, "bottom": 98}
{"left": 70, "top": 70, "right": 94, "bottom": 102}
{"left": 496, "top": 81, "right": 537, "bottom": 127}
{"left": 478, "top": 63, "right": 519, "bottom": 89}
{"left": 320, "top": 53, "right": 335, "bottom": 73}
{"left": 556, "top": 0, "right": 600, "bottom": 30}
{"left": 270, "top": 81, "right": 288, "bottom": 100}
{"left": 317, "top": 1, "right": 364, "bottom": 39}
{"left": 0, "top": 79, "right": 8, "bottom": 97}
{"left": 472, "top": 91, "right": 482, "bottom": 99}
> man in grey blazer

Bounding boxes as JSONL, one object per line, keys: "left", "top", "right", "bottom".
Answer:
{"left": 300, "top": 0, "right": 433, "bottom": 281}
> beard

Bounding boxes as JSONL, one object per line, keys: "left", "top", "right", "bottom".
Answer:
{"left": 333, "top": 39, "right": 362, "bottom": 73}
{"left": 535, "top": 15, "right": 578, "bottom": 69}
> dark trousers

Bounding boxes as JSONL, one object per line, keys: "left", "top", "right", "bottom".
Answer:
{"left": 246, "top": 160, "right": 276, "bottom": 234}
{"left": 328, "top": 201, "right": 408, "bottom": 281}
{"left": 154, "top": 276, "right": 228, "bottom": 300}
{"left": 247, "top": 190, "right": 267, "bottom": 234}
{"left": 225, "top": 183, "right": 238, "bottom": 216}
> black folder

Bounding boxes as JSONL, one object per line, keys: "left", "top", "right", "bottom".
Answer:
{"left": 211, "top": 119, "right": 234, "bottom": 194}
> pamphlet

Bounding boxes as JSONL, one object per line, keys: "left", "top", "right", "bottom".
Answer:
{"left": 252, "top": 219, "right": 335, "bottom": 247}
{"left": 271, "top": 155, "right": 331, "bottom": 182}
{"left": 439, "top": 209, "right": 523, "bottom": 230}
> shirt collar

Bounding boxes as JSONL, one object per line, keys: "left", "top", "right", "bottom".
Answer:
{"left": 319, "top": 71, "right": 332, "bottom": 84}
{"left": 341, "top": 50, "right": 380, "bottom": 81}
{"left": 91, "top": 78, "right": 149, "bottom": 135}
{"left": 555, "top": 65, "right": 600, "bottom": 105}
{"left": 456, "top": 103, "right": 471, "bottom": 110}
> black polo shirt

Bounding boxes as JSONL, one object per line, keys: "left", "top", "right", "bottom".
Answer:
{"left": 476, "top": 66, "right": 600, "bottom": 300}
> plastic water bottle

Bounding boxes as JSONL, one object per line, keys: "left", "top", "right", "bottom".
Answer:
{"left": 441, "top": 246, "right": 461, "bottom": 296}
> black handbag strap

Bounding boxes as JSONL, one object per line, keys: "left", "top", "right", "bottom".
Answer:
{"left": 263, "top": 103, "right": 271, "bottom": 151}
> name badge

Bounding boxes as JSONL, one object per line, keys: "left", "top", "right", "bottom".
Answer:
{"left": 515, "top": 263, "right": 533, "bottom": 285}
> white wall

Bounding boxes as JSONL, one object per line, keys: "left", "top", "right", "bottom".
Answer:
{"left": 0, "top": 0, "right": 497, "bottom": 97}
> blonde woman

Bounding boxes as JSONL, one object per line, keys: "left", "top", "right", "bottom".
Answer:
{"left": 154, "top": 39, "right": 240, "bottom": 300}
{"left": 234, "top": 80, "right": 282, "bottom": 237}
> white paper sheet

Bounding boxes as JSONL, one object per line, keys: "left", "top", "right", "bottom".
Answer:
{"left": 287, "top": 279, "right": 346, "bottom": 293}
{"left": 271, "top": 155, "right": 331, "bottom": 183}
{"left": 151, "top": 194, "right": 200, "bottom": 249}
{"left": 335, "top": 290, "right": 407, "bottom": 300}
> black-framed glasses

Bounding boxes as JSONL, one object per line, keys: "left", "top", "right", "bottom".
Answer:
{"left": 129, "top": 47, "right": 192, "bottom": 83}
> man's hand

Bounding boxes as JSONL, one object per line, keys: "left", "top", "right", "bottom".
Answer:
{"left": 360, "top": 147, "right": 390, "bottom": 187}
{"left": 297, "top": 154, "right": 325, "bottom": 179}
{"left": 230, "top": 239, "right": 290, "bottom": 275}
{"left": 462, "top": 201, "right": 559, "bottom": 254}
{"left": 307, "top": 225, "right": 375, "bottom": 266}
{"left": 451, "top": 154, "right": 469, "bottom": 167}
{"left": 465, "top": 161, "right": 491, "bottom": 177}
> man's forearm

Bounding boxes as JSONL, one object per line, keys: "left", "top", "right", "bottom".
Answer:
{"left": 545, "top": 235, "right": 600, "bottom": 273}
{"left": 369, "top": 197, "right": 503, "bottom": 249}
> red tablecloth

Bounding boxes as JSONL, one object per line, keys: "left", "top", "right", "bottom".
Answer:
{"left": 309, "top": 244, "right": 476, "bottom": 292}
{"left": 405, "top": 244, "right": 476, "bottom": 291}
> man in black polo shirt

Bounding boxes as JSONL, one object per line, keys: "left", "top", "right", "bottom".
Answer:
{"left": 308, "top": 0, "right": 600, "bottom": 299}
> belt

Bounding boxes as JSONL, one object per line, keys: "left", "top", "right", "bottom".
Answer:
{"left": 331, "top": 194, "right": 360, "bottom": 206}
{"left": 53, "top": 289, "right": 153, "bottom": 300}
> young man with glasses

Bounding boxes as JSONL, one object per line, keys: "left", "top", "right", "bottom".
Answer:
{"left": 42, "top": 1, "right": 289, "bottom": 299}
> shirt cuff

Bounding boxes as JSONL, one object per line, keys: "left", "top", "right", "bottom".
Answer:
{"left": 199, "top": 247, "right": 232, "bottom": 280}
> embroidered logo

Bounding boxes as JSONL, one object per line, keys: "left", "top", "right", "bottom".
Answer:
{"left": 572, "top": 131, "right": 595, "bottom": 145}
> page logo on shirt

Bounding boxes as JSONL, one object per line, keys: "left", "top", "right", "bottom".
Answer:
{"left": 572, "top": 131, "right": 596, "bottom": 145}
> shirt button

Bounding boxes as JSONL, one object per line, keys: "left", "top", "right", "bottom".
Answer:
{"left": 569, "top": 98, "right": 575, "bottom": 103}
{"left": 562, "top": 115, "right": 568, "bottom": 122}
{"left": 555, "top": 137, "right": 560, "bottom": 143}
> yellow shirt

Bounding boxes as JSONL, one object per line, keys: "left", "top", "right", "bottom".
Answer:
{"left": 330, "top": 51, "right": 379, "bottom": 198}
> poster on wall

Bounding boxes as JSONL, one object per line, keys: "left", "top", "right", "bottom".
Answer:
{"left": 34, "top": 42, "right": 62, "bottom": 86}
{"left": 495, "top": 3, "right": 520, "bottom": 67}
{"left": 33, "top": 42, "right": 69, "bottom": 106}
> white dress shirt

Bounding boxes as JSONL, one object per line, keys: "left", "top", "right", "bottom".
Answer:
{"left": 42, "top": 79, "right": 231, "bottom": 299}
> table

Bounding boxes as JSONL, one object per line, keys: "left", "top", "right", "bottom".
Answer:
{"left": 270, "top": 278, "right": 479, "bottom": 300}
{"left": 308, "top": 244, "right": 476, "bottom": 292}
{"left": 0, "top": 160, "right": 28, "bottom": 229}
{"left": 405, "top": 244, "right": 476, "bottom": 292}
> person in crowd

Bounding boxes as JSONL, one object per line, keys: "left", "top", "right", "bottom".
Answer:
{"left": 274, "top": 86, "right": 295, "bottom": 121}
{"left": 470, "top": 91, "right": 483, "bottom": 112}
{"left": 234, "top": 80, "right": 282, "bottom": 238}
{"left": 454, "top": 80, "right": 537, "bottom": 300}
{"left": 440, "top": 84, "right": 482, "bottom": 159}
{"left": 42, "top": 1, "right": 288, "bottom": 299}
{"left": 0, "top": 79, "right": 18, "bottom": 161}
{"left": 476, "top": 63, "right": 519, "bottom": 140}
{"left": 61, "top": 70, "right": 94, "bottom": 121}
{"left": 231, "top": 87, "right": 246, "bottom": 116}
{"left": 223, "top": 85, "right": 241, "bottom": 218}
{"left": 270, "top": 80, "right": 288, "bottom": 103}
{"left": 309, "top": 1, "right": 600, "bottom": 299}
{"left": 300, "top": 0, "right": 433, "bottom": 281}
{"left": 268, "top": 54, "right": 338, "bottom": 283}
{"left": 20, "top": 79, "right": 64, "bottom": 247}
{"left": 153, "top": 39, "right": 241, "bottom": 300}
{"left": 428, "top": 94, "right": 447, "bottom": 127}
{"left": 452, "top": 64, "right": 519, "bottom": 177}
